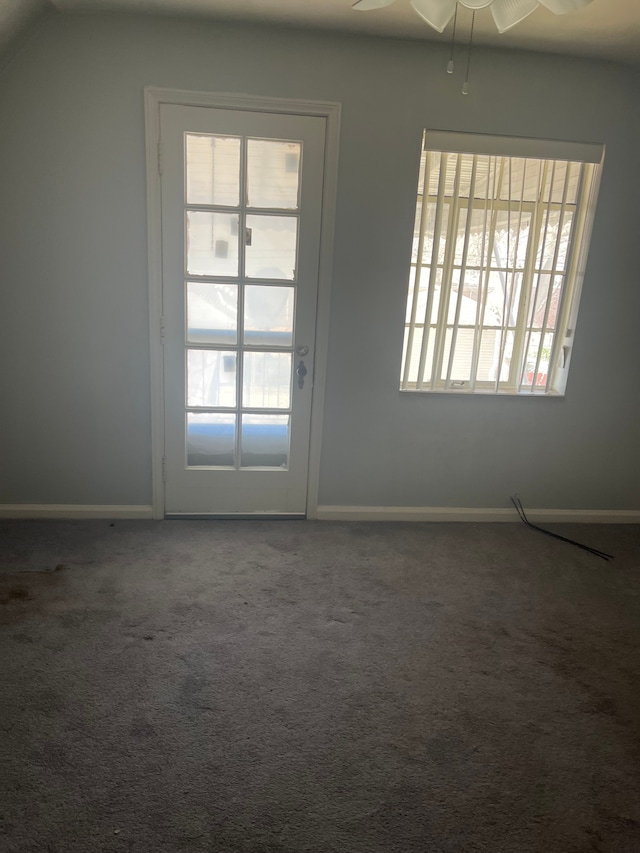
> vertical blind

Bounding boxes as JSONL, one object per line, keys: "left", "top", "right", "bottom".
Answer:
{"left": 401, "top": 132, "right": 603, "bottom": 394}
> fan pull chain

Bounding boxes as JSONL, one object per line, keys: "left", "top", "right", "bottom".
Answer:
{"left": 462, "top": 10, "right": 475, "bottom": 95}
{"left": 447, "top": 2, "right": 459, "bottom": 74}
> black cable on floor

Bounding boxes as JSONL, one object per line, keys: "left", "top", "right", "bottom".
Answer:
{"left": 510, "top": 495, "right": 613, "bottom": 561}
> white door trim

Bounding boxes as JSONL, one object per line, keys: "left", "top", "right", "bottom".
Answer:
{"left": 144, "top": 88, "right": 341, "bottom": 519}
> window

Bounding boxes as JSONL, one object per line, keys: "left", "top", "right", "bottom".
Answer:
{"left": 401, "top": 131, "right": 603, "bottom": 395}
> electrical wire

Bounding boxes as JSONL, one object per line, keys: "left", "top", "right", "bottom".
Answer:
{"left": 462, "top": 10, "right": 475, "bottom": 95}
{"left": 447, "top": 3, "right": 458, "bottom": 74}
{"left": 510, "top": 495, "right": 613, "bottom": 561}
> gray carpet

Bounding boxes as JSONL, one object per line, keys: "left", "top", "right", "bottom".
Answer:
{"left": 1, "top": 519, "right": 639, "bottom": 852}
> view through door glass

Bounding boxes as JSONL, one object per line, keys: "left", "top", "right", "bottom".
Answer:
{"left": 185, "top": 134, "right": 301, "bottom": 471}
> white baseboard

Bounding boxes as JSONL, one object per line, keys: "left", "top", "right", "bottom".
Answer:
{"left": 0, "top": 505, "right": 154, "bottom": 520}
{"left": 314, "top": 505, "right": 640, "bottom": 524}
{"left": 1, "top": 504, "right": 637, "bottom": 524}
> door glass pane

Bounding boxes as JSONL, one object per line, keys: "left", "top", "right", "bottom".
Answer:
{"left": 242, "top": 352, "right": 291, "bottom": 409}
{"left": 246, "top": 140, "right": 301, "bottom": 210}
{"left": 187, "top": 413, "right": 235, "bottom": 467}
{"left": 187, "top": 211, "right": 239, "bottom": 277}
{"left": 245, "top": 214, "right": 297, "bottom": 280}
{"left": 241, "top": 415, "right": 289, "bottom": 469}
{"left": 244, "top": 285, "right": 294, "bottom": 347}
{"left": 187, "top": 282, "right": 237, "bottom": 345}
{"left": 186, "top": 134, "right": 241, "bottom": 206}
{"left": 187, "top": 349, "right": 237, "bottom": 407}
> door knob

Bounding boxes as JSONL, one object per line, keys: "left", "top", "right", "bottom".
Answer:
{"left": 296, "top": 360, "right": 308, "bottom": 389}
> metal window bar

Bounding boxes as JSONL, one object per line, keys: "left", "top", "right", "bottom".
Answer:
{"left": 470, "top": 156, "right": 504, "bottom": 389}
{"left": 402, "top": 146, "right": 432, "bottom": 389}
{"left": 512, "top": 160, "right": 549, "bottom": 392}
{"left": 416, "top": 153, "right": 449, "bottom": 389}
{"left": 431, "top": 154, "right": 463, "bottom": 389}
{"left": 494, "top": 160, "right": 527, "bottom": 390}
{"left": 547, "top": 162, "right": 590, "bottom": 389}
{"left": 537, "top": 162, "right": 572, "bottom": 393}
{"left": 468, "top": 156, "right": 495, "bottom": 390}
{"left": 519, "top": 160, "right": 556, "bottom": 391}
{"left": 493, "top": 158, "right": 513, "bottom": 389}
{"left": 444, "top": 155, "right": 478, "bottom": 388}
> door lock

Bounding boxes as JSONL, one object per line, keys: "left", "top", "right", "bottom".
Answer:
{"left": 296, "top": 344, "right": 309, "bottom": 357}
{"left": 296, "top": 360, "right": 308, "bottom": 389}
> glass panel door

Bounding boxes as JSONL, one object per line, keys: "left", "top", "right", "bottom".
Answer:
{"left": 160, "top": 105, "right": 326, "bottom": 515}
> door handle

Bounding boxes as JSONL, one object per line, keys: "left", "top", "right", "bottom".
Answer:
{"left": 296, "top": 359, "right": 308, "bottom": 389}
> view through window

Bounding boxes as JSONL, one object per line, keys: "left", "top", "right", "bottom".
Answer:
{"left": 401, "top": 131, "right": 603, "bottom": 395}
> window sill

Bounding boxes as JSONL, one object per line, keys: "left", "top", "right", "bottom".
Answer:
{"left": 399, "top": 388, "right": 565, "bottom": 398}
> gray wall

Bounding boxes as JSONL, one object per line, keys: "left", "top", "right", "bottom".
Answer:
{"left": 0, "top": 12, "right": 638, "bottom": 509}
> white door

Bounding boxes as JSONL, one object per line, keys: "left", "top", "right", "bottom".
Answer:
{"left": 159, "top": 104, "right": 326, "bottom": 515}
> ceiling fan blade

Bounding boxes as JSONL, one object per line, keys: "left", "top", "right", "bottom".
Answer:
{"left": 458, "top": 0, "right": 495, "bottom": 9}
{"left": 490, "top": 0, "right": 539, "bottom": 33}
{"left": 538, "top": 0, "right": 594, "bottom": 13}
{"left": 352, "top": 0, "right": 396, "bottom": 10}
{"left": 410, "top": 0, "right": 457, "bottom": 33}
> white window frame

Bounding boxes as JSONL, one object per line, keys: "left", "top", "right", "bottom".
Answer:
{"left": 400, "top": 130, "right": 604, "bottom": 396}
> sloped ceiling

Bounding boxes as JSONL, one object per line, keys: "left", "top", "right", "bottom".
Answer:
{"left": 1, "top": 0, "right": 640, "bottom": 64}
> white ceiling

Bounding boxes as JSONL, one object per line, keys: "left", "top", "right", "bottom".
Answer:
{"left": 2, "top": 0, "right": 640, "bottom": 64}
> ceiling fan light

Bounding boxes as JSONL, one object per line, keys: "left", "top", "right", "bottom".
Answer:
{"left": 352, "top": 0, "right": 396, "bottom": 10}
{"left": 491, "top": 0, "right": 540, "bottom": 33}
{"left": 538, "top": 0, "right": 594, "bottom": 12}
{"left": 410, "top": 0, "right": 457, "bottom": 33}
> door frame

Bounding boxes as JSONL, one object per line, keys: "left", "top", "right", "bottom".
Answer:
{"left": 144, "top": 87, "right": 341, "bottom": 519}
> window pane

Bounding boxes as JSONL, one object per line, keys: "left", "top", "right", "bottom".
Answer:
{"left": 187, "top": 413, "right": 236, "bottom": 467}
{"left": 244, "top": 285, "right": 294, "bottom": 348}
{"left": 187, "top": 282, "right": 237, "bottom": 345}
{"left": 522, "top": 331, "right": 555, "bottom": 389}
{"left": 491, "top": 210, "right": 532, "bottom": 271}
{"left": 247, "top": 140, "right": 301, "bottom": 210}
{"left": 241, "top": 414, "right": 289, "bottom": 468}
{"left": 187, "top": 349, "right": 236, "bottom": 408}
{"left": 537, "top": 209, "right": 574, "bottom": 273}
{"left": 242, "top": 351, "right": 291, "bottom": 409}
{"left": 402, "top": 326, "right": 437, "bottom": 386}
{"left": 407, "top": 267, "right": 443, "bottom": 326}
{"left": 413, "top": 201, "right": 448, "bottom": 266}
{"left": 476, "top": 271, "right": 523, "bottom": 327}
{"left": 474, "top": 329, "right": 501, "bottom": 383}
{"left": 402, "top": 136, "right": 600, "bottom": 395}
{"left": 529, "top": 273, "right": 565, "bottom": 332}
{"left": 187, "top": 211, "right": 239, "bottom": 277}
{"left": 449, "top": 270, "right": 482, "bottom": 325}
{"left": 402, "top": 326, "right": 422, "bottom": 384}
{"left": 186, "top": 135, "right": 240, "bottom": 206}
{"left": 441, "top": 328, "right": 474, "bottom": 384}
{"left": 245, "top": 214, "right": 297, "bottom": 280}
{"left": 555, "top": 212, "right": 573, "bottom": 271}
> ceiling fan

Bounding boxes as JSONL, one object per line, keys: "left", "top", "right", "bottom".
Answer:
{"left": 352, "top": 0, "right": 595, "bottom": 34}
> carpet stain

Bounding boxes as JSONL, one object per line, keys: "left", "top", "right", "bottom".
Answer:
{"left": 0, "top": 585, "right": 31, "bottom": 604}
{"left": 130, "top": 718, "right": 158, "bottom": 739}
{"left": 591, "top": 695, "right": 618, "bottom": 717}
{"left": 0, "top": 564, "right": 69, "bottom": 623}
